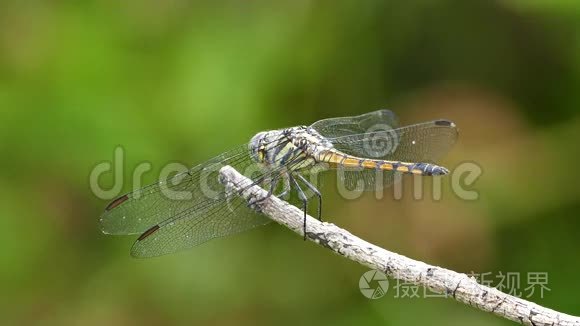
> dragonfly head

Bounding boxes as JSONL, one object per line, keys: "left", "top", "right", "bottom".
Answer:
{"left": 249, "top": 131, "right": 269, "bottom": 163}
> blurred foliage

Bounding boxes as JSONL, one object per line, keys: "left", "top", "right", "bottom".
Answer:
{"left": 1, "top": 1, "right": 579, "bottom": 325}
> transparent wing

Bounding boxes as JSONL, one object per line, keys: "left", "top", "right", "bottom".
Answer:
{"left": 327, "top": 119, "right": 458, "bottom": 162}
{"left": 308, "top": 109, "right": 399, "bottom": 138}
{"left": 321, "top": 119, "right": 458, "bottom": 191}
{"left": 100, "top": 139, "right": 289, "bottom": 257}
{"left": 130, "top": 192, "right": 268, "bottom": 258}
{"left": 336, "top": 169, "right": 400, "bottom": 192}
{"left": 100, "top": 144, "right": 262, "bottom": 235}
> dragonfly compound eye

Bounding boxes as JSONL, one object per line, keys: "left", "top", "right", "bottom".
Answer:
{"left": 249, "top": 131, "right": 269, "bottom": 163}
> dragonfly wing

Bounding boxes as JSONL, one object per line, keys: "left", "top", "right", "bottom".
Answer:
{"left": 309, "top": 109, "right": 399, "bottom": 138}
{"left": 101, "top": 135, "right": 297, "bottom": 257}
{"left": 130, "top": 196, "right": 270, "bottom": 258}
{"left": 336, "top": 168, "right": 400, "bottom": 192}
{"left": 325, "top": 119, "right": 458, "bottom": 191}
{"left": 99, "top": 144, "right": 257, "bottom": 236}
{"left": 328, "top": 119, "right": 458, "bottom": 162}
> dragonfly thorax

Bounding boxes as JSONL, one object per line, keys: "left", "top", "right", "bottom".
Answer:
{"left": 248, "top": 126, "right": 333, "bottom": 170}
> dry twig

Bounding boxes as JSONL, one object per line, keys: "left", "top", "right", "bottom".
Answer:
{"left": 219, "top": 165, "right": 580, "bottom": 326}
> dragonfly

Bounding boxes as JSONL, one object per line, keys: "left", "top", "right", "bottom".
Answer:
{"left": 100, "top": 110, "right": 458, "bottom": 258}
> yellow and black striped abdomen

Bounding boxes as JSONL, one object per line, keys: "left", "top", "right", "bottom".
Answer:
{"left": 319, "top": 150, "right": 449, "bottom": 176}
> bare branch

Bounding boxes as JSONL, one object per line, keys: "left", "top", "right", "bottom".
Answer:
{"left": 219, "top": 165, "right": 580, "bottom": 326}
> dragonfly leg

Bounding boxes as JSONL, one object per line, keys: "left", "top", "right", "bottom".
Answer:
{"left": 265, "top": 175, "right": 280, "bottom": 198}
{"left": 275, "top": 173, "right": 291, "bottom": 199}
{"left": 289, "top": 173, "right": 308, "bottom": 240}
{"left": 295, "top": 173, "right": 322, "bottom": 222}
{"left": 248, "top": 174, "right": 280, "bottom": 208}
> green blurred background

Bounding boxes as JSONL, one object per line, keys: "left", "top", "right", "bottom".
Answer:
{"left": 1, "top": 1, "right": 580, "bottom": 325}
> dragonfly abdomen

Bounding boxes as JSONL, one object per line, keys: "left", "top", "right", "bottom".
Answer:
{"left": 319, "top": 150, "right": 449, "bottom": 176}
